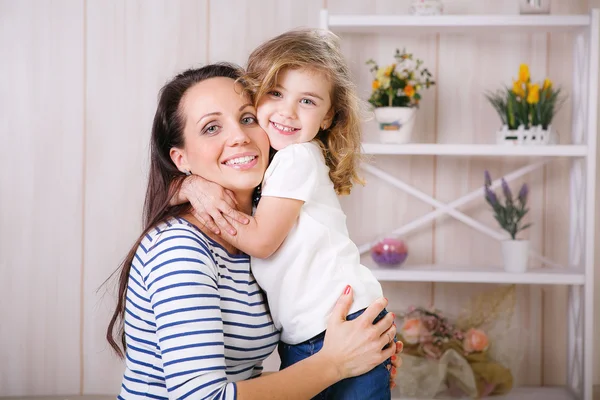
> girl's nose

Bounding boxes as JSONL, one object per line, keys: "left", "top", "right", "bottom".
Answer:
{"left": 278, "top": 101, "right": 297, "bottom": 119}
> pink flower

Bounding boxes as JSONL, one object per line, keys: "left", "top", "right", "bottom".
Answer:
{"left": 401, "top": 318, "right": 424, "bottom": 344}
{"left": 463, "top": 328, "right": 489, "bottom": 353}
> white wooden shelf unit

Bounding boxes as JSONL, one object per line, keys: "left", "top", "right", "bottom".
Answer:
{"left": 321, "top": 9, "right": 599, "bottom": 400}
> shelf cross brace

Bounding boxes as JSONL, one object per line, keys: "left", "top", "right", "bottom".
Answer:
{"left": 359, "top": 160, "right": 562, "bottom": 269}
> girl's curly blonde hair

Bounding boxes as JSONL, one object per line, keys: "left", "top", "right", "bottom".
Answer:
{"left": 243, "top": 28, "right": 365, "bottom": 195}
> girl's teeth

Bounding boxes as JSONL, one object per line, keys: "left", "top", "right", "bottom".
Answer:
{"left": 273, "top": 122, "right": 296, "bottom": 132}
{"left": 225, "top": 156, "right": 256, "bottom": 165}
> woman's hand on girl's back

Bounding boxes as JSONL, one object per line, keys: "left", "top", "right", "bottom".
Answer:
{"left": 177, "top": 175, "right": 250, "bottom": 235}
{"left": 320, "top": 286, "right": 397, "bottom": 381}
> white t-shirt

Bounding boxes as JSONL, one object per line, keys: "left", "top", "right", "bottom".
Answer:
{"left": 251, "top": 141, "right": 383, "bottom": 345}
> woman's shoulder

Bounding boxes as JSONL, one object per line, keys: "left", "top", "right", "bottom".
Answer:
{"left": 142, "top": 217, "right": 208, "bottom": 249}
{"left": 138, "top": 217, "right": 248, "bottom": 267}
{"left": 134, "top": 218, "right": 213, "bottom": 269}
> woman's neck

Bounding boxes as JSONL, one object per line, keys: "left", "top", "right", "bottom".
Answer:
{"left": 182, "top": 190, "right": 253, "bottom": 255}
{"left": 237, "top": 193, "right": 253, "bottom": 215}
{"left": 182, "top": 213, "right": 240, "bottom": 255}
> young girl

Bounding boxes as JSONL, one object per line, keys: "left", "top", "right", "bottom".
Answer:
{"left": 183, "top": 29, "right": 394, "bottom": 399}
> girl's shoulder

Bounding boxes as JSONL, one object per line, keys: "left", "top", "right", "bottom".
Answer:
{"left": 278, "top": 141, "right": 322, "bottom": 153}
{"left": 272, "top": 141, "right": 325, "bottom": 165}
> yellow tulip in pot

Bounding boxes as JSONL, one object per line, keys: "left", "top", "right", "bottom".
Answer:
{"left": 485, "top": 63, "right": 565, "bottom": 146}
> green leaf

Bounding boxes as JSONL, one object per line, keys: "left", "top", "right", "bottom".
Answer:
{"left": 519, "top": 223, "right": 532, "bottom": 231}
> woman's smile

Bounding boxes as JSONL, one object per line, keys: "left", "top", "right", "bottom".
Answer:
{"left": 222, "top": 152, "right": 259, "bottom": 170}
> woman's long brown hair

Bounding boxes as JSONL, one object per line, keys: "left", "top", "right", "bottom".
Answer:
{"left": 106, "top": 63, "right": 244, "bottom": 358}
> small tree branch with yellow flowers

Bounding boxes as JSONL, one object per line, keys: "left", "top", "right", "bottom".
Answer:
{"left": 367, "top": 48, "right": 435, "bottom": 108}
{"left": 485, "top": 64, "right": 566, "bottom": 130}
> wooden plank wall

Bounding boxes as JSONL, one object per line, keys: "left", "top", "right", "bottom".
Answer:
{"left": 0, "top": 0, "right": 597, "bottom": 395}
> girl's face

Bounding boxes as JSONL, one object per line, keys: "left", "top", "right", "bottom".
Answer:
{"left": 256, "top": 68, "right": 334, "bottom": 151}
{"left": 171, "top": 77, "right": 270, "bottom": 197}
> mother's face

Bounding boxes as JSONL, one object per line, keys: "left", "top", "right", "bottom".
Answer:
{"left": 171, "top": 77, "right": 270, "bottom": 196}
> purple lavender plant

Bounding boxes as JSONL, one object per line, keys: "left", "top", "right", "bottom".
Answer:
{"left": 484, "top": 171, "right": 532, "bottom": 240}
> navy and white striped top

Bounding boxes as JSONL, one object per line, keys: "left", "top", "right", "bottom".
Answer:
{"left": 119, "top": 217, "right": 279, "bottom": 399}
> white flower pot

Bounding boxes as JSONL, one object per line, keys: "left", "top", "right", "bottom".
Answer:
{"left": 374, "top": 107, "right": 417, "bottom": 144}
{"left": 409, "top": 0, "right": 444, "bottom": 16}
{"left": 519, "top": 0, "right": 550, "bottom": 14}
{"left": 501, "top": 240, "right": 529, "bottom": 273}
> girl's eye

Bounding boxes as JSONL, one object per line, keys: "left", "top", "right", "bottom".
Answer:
{"left": 241, "top": 115, "right": 257, "bottom": 125}
{"left": 300, "top": 98, "right": 315, "bottom": 105}
{"left": 269, "top": 91, "right": 282, "bottom": 98}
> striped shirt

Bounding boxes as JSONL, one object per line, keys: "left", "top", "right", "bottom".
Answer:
{"left": 119, "top": 217, "right": 279, "bottom": 399}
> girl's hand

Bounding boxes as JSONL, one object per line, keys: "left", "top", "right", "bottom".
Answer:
{"left": 320, "top": 286, "right": 397, "bottom": 380}
{"left": 177, "top": 175, "right": 250, "bottom": 235}
{"left": 388, "top": 341, "right": 403, "bottom": 389}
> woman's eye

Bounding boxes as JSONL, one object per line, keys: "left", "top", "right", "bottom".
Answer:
{"left": 204, "top": 124, "right": 219, "bottom": 134}
{"left": 300, "top": 98, "right": 315, "bottom": 105}
{"left": 269, "top": 91, "right": 282, "bottom": 98}
{"left": 241, "top": 115, "right": 257, "bottom": 125}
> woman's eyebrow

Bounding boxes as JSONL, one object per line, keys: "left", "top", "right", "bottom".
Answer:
{"left": 239, "top": 103, "right": 253, "bottom": 111}
{"left": 197, "top": 112, "right": 221, "bottom": 125}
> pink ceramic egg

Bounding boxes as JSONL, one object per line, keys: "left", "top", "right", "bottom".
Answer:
{"left": 370, "top": 238, "right": 408, "bottom": 266}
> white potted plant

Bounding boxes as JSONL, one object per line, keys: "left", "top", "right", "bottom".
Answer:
{"left": 366, "top": 49, "right": 435, "bottom": 144}
{"left": 483, "top": 171, "right": 532, "bottom": 273}
{"left": 485, "top": 64, "right": 565, "bottom": 146}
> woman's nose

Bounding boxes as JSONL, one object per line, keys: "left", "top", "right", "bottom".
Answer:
{"left": 228, "top": 124, "right": 251, "bottom": 146}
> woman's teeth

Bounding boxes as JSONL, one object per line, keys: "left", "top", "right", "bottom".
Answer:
{"left": 224, "top": 155, "right": 256, "bottom": 166}
{"left": 272, "top": 121, "right": 297, "bottom": 132}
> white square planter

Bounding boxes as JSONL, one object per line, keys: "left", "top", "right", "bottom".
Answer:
{"left": 496, "top": 125, "right": 556, "bottom": 146}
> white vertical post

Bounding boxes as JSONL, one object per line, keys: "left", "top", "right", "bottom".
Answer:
{"left": 584, "top": 9, "right": 599, "bottom": 400}
{"left": 568, "top": 13, "right": 590, "bottom": 397}
{"left": 320, "top": 9, "right": 329, "bottom": 30}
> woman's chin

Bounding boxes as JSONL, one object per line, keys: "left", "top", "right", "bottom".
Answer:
{"left": 225, "top": 177, "right": 263, "bottom": 195}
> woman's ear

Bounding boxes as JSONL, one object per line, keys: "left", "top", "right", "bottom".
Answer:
{"left": 169, "top": 147, "right": 190, "bottom": 174}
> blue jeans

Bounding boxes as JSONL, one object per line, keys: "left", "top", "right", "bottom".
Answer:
{"left": 278, "top": 309, "right": 392, "bottom": 400}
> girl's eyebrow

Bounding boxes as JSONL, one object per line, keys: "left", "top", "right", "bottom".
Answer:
{"left": 301, "top": 91, "right": 324, "bottom": 101}
{"left": 274, "top": 84, "right": 324, "bottom": 101}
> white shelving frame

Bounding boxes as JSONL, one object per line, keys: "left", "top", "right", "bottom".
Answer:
{"left": 321, "top": 9, "right": 599, "bottom": 400}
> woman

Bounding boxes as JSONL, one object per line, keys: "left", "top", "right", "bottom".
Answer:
{"left": 107, "top": 63, "right": 400, "bottom": 399}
